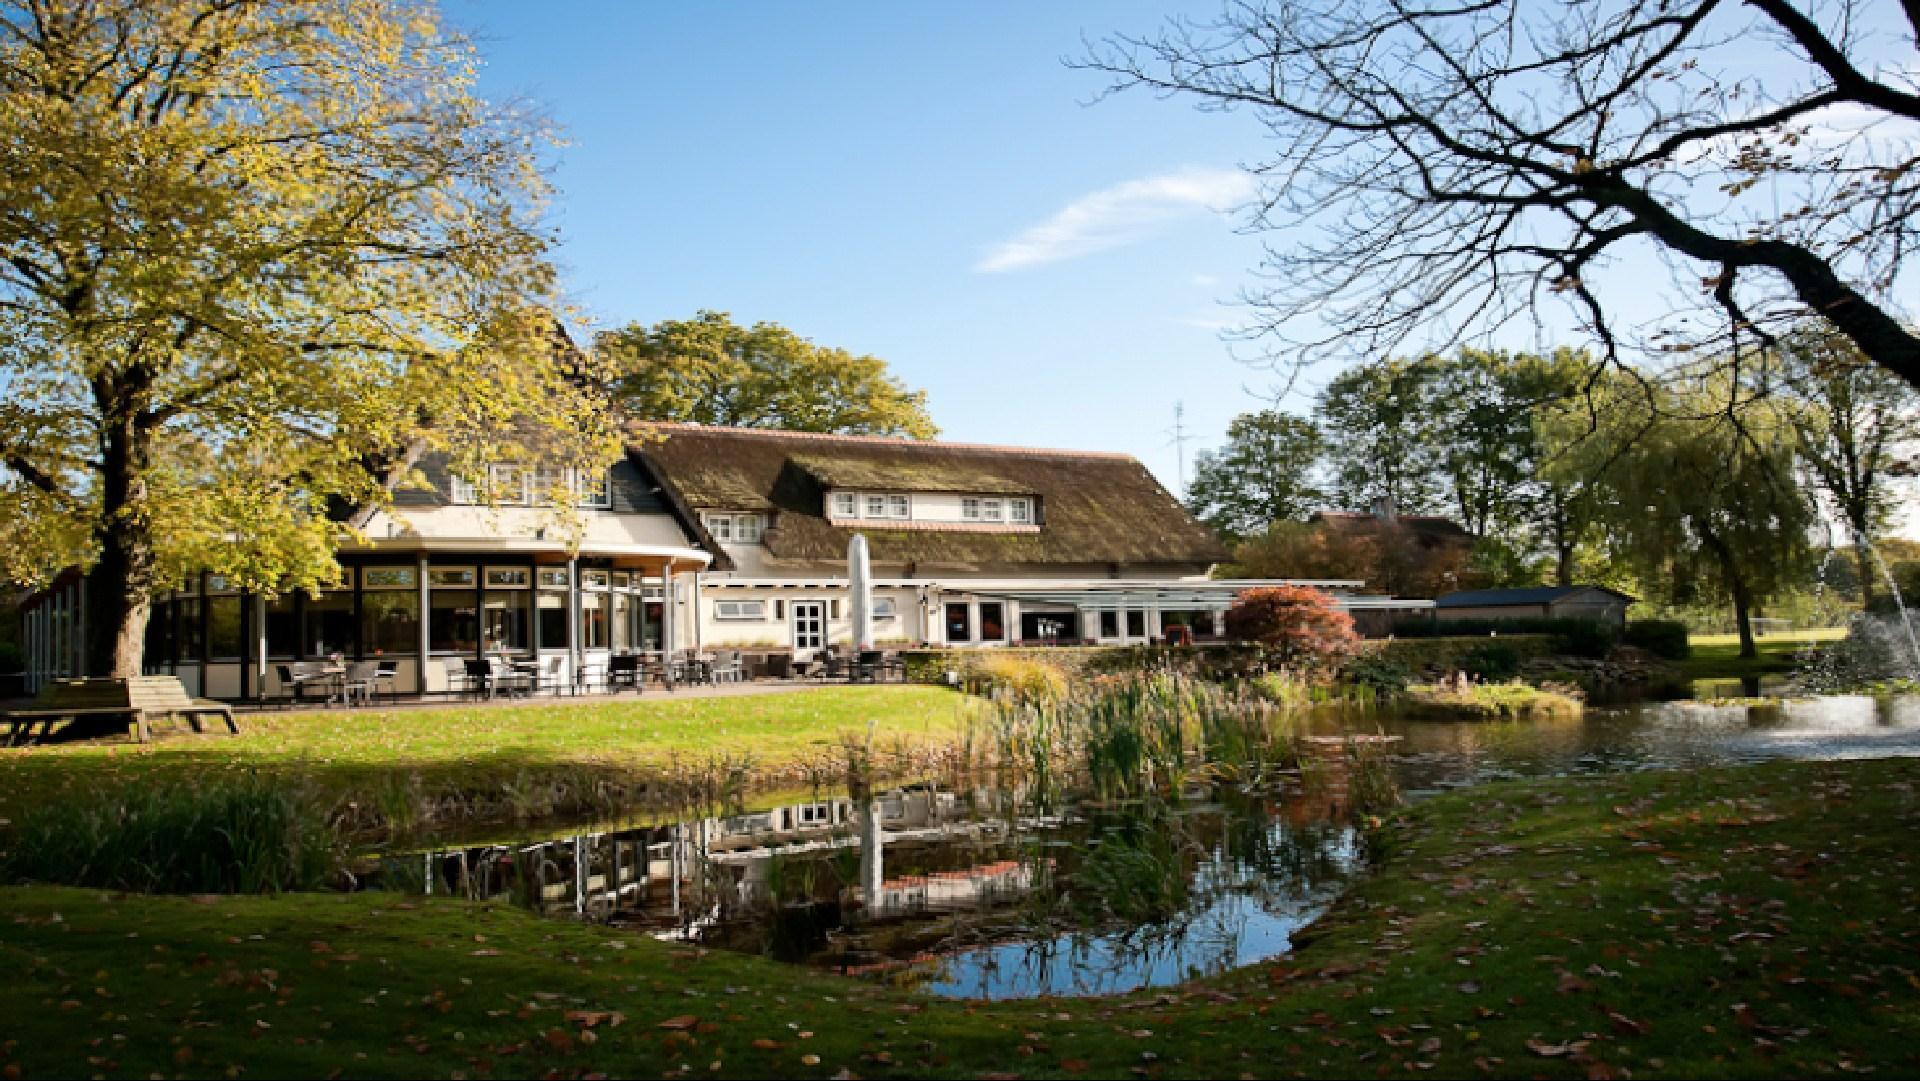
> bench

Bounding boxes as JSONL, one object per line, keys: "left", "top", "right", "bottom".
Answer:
{"left": 3, "top": 676, "right": 239, "bottom": 745}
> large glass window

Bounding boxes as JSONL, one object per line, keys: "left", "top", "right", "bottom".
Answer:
{"left": 207, "top": 595, "right": 244, "bottom": 661}
{"left": 303, "top": 591, "right": 354, "bottom": 658}
{"left": 176, "top": 596, "right": 205, "bottom": 661}
{"left": 430, "top": 590, "right": 478, "bottom": 655}
{"left": 483, "top": 590, "right": 531, "bottom": 653}
{"left": 978, "top": 602, "right": 1006, "bottom": 642}
{"left": 945, "top": 603, "right": 972, "bottom": 643}
{"left": 265, "top": 594, "right": 298, "bottom": 656}
{"left": 1099, "top": 610, "right": 1120, "bottom": 639}
{"left": 361, "top": 591, "right": 419, "bottom": 655}
{"left": 580, "top": 591, "right": 610, "bottom": 650}
{"left": 1126, "top": 609, "right": 1147, "bottom": 638}
{"left": 612, "top": 593, "right": 632, "bottom": 651}
{"left": 145, "top": 599, "right": 175, "bottom": 667}
{"left": 537, "top": 590, "right": 568, "bottom": 650}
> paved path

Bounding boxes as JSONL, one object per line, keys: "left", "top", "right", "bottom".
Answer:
{"left": 228, "top": 678, "right": 878, "bottom": 717}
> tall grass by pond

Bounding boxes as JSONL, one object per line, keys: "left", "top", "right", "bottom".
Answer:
{"left": 0, "top": 774, "right": 345, "bottom": 893}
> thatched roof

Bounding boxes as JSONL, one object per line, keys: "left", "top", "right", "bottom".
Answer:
{"left": 632, "top": 423, "right": 1229, "bottom": 568}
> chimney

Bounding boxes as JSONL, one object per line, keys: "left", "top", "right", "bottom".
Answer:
{"left": 1370, "top": 495, "right": 1398, "bottom": 524}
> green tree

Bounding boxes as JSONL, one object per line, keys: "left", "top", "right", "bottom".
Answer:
{"left": 1557, "top": 378, "right": 1815, "bottom": 658}
{"left": 1185, "top": 410, "right": 1324, "bottom": 541}
{"left": 1431, "top": 349, "right": 1590, "bottom": 544}
{"left": 1314, "top": 357, "right": 1447, "bottom": 514}
{"left": 1773, "top": 325, "right": 1920, "bottom": 610}
{"left": 0, "top": 0, "right": 604, "bottom": 678}
{"left": 601, "top": 311, "right": 937, "bottom": 438}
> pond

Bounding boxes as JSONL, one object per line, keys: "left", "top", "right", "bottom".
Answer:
{"left": 374, "top": 689, "right": 1920, "bottom": 1001}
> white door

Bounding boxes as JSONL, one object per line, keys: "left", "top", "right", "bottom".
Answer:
{"left": 791, "top": 601, "right": 825, "bottom": 654}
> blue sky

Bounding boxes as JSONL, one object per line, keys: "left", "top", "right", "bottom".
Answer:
{"left": 446, "top": 1, "right": 1283, "bottom": 493}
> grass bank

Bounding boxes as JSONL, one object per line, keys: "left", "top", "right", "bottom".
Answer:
{"left": 3, "top": 756, "right": 1915, "bottom": 1078}
{"left": 0, "top": 685, "right": 966, "bottom": 833}
{"left": 1680, "top": 627, "right": 1845, "bottom": 681}
{"left": 1403, "top": 678, "right": 1583, "bottom": 720}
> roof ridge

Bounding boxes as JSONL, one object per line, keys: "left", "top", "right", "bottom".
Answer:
{"left": 629, "top": 420, "right": 1141, "bottom": 462}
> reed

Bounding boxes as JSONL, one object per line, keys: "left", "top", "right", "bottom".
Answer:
{"left": 0, "top": 773, "right": 344, "bottom": 893}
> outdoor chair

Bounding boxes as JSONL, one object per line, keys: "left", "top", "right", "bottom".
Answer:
{"left": 710, "top": 650, "right": 744, "bottom": 684}
{"left": 817, "top": 649, "right": 851, "bottom": 682}
{"left": 444, "top": 657, "right": 474, "bottom": 697}
{"left": 607, "top": 653, "right": 641, "bottom": 693}
{"left": 881, "top": 650, "right": 906, "bottom": 682}
{"left": 535, "top": 654, "right": 568, "bottom": 696}
{"left": 463, "top": 658, "right": 494, "bottom": 699}
{"left": 489, "top": 657, "right": 532, "bottom": 698}
{"left": 854, "top": 650, "right": 885, "bottom": 683}
{"left": 276, "top": 663, "right": 325, "bottom": 705}
{"left": 341, "top": 660, "right": 380, "bottom": 707}
{"left": 373, "top": 659, "right": 400, "bottom": 703}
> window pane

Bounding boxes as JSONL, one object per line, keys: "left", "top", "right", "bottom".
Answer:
{"left": 1126, "top": 609, "right": 1146, "bottom": 637}
{"left": 961, "top": 498, "right": 979, "bottom": 520}
{"left": 889, "top": 495, "right": 909, "bottom": 518}
{"left": 483, "top": 591, "right": 531, "bottom": 652}
{"left": 265, "top": 594, "right": 298, "bottom": 656}
{"left": 429, "top": 567, "right": 475, "bottom": 588}
{"left": 175, "top": 597, "right": 204, "bottom": 660}
{"left": 430, "top": 590, "right": 478, "bottom": 654}
{"left": 361, "top": 590, "right": 419, "bottom": 655}
{"left": 1100, "top": 610, "right": 1120, "bottom": 639}
{"left": 581, "top": 592, "right": 610, "bottom": 649}
{"left": 979, "top": 602, "right": 1005, "bottom": 641}
{"left": 612, "top": 594, "right": 632, "bottom": 650}
{"left": 537, "top": 591, "right": 568, "bottom": 650}
{"left": 303, "top": 592, "right": 354, "bottom": 658}
{"left": 207, "top": 595, "right": 244, "bottom": 661}
{"left": 866, "top": 495, "right": 886, "bottom": 518}
{"left": 145, "top": 599, "right": 175, "bottom": 667}
{"left": 485, "top": 567, "right": 529, "bottom": 588}
{"left": 737, "top": 515, "right": 762, "bottom": 542}
{"left": 362, "top": 567, "right": 416, "bottom": 589}
{"left": 945, "top": 603, "right": 972, "bottom": 642}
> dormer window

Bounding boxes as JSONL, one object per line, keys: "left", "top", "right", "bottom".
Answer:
{"left": 1009, "top": 497, "right": 1032, "bottom": 523}
{"left": 702, "top": 512, "right": 764, "bottom": 544}
{"left": 451, "top": 464, "right": 612, "bottom": 509}
{"left": 832, "top": 492, "right": 856, "bottom": 517}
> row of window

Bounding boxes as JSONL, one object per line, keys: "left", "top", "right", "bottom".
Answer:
{"left": 146, "top": 566, "right": 666, "bottom": 664}
{"left": 714, "top": 597, "right": 899, "bottom": 621}
{"left": 962, "top": 496, "right": 1032, "bottom": 523}
{"left": 701, "top": 512, "right": 766, "bottom": 543}
{"left": 450, "top": 464, "right": 611, "bottom": 509}
{"left": 830, "top": 492, "right": 913, "bottom": 520}
{"left": 826, "top": 492, "right": 1036, "bottom": 524}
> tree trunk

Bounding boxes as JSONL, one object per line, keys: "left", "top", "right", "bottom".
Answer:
{"left": 1699, "top": 527, "right": 1757, "bottom": 659}
{"left": 1854, "top": 533, "right": 1878, "bottom": 612}
{"left": 83, "top": 409, "right": 157, "bottom": 679}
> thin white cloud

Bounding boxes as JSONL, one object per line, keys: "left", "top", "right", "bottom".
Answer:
{"left": 975, "top": 166, "right": 1255, "bottom": 273}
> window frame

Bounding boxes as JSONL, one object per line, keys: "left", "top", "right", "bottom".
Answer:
{"left": 714, "top": 599, "right": 769, "bottom": 621}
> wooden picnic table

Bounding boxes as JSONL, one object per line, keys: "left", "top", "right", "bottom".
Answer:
{"left": 3, "top": 676, "right": 238, "bottom": 745}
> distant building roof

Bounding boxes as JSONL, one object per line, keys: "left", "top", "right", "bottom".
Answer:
{"left": 1435, "top": 585, "right": 1636, "bottom": 608}
{"left": 632, "top": 422, "right": 1230, "bottom": 568}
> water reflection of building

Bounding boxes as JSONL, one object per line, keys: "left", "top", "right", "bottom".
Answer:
{"left": 401, "top": 785, "right": 1043, "bottom": 929}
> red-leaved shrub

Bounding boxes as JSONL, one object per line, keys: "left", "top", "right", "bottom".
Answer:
{"left": 1223, "top": 585, "right": 1360, "bottom": 672}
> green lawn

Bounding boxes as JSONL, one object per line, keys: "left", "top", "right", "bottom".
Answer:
{"left": 1679, "top": 627, "right": 1846, "bottom": 681}
{"left": 3, "top": 756, "right": 1916, "bottom": 1078}
{"left": 0, "top": 686, "right": 967, "bottom": 832}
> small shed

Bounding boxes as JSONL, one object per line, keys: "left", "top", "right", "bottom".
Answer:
{"left": 1433, "top": 585, "right": 1635, "bottom": 629}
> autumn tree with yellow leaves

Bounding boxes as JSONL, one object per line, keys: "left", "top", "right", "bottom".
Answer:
{"left": 0, "top": 0, "right": 615, "bottom": 677}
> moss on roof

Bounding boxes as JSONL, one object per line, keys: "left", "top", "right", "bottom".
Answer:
{"left": 634, "top": 424, "right": 1229, "bottom": 567}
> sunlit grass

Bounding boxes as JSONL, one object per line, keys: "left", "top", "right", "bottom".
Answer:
{"left": 0, "top": 686, "right": 967, "bottom": 831}
{"left": 1680, "top": 626, "right": 1846, "bottom": 679}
